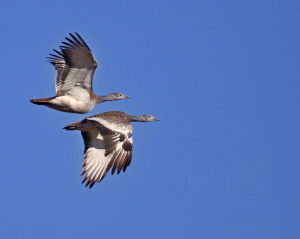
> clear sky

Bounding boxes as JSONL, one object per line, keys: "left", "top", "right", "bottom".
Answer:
{"left": 0, "top": 0, "right": 299, "bottom": 238}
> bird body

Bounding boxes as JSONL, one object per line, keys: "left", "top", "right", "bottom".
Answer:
{"left": 30, "top": 33, "right": 129, "bottom": 113}
{"left": 31, "top": 92, "right": 96, "bottom": 113}
{"left": 64, "top": 111, "right": 159, "bottom": 188}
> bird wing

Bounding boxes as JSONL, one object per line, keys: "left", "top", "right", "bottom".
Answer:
{"left": 47, "top": 50, "right": 66, "bottom": 93}
{"left": 47, "top": 33, "right": 98, "bottom": 97}
{"left": 80, "top": 117, "right": 133, "bottom": 188}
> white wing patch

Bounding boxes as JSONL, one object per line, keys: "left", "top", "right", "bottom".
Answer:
{"left": 81, "top": 131, "right": 112, "bottom": 187}
{"left": 83, "top": 147, "right": 113, "bottom": 185}
{"left": 60, "top": 68, "right": 94, "bottom": 93}
{"left": 80, "top": 119, "right": 133, "bottom": 188}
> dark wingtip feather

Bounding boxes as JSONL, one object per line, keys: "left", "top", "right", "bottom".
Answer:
{"left": 111, "top": 164, "right": 117, "bottom": 175}
{"left": 80, "top": 169, "right": 86, "bottom": 176}
{"left": 53, "top": 49, "right": 64, "bottom": 56}
{"left": 61, "top": 41, "right": 73, "bottom": 48}
{"left": 59, "top": 45, "right": 67, "bottom": 50}
{"left": 69, "top": 33, "right": 83, "bottom": 47}
{"left": 82, "top": 176, "right": 87, "bottom": 184}
{"left": 75, "top": 32, "right": 90, "bottom": 50}
{"left": 89, "top": 183, "right": 95, "bottom": 188}
{"left": 65, "top": 36, "right": 78, "bottom": 47}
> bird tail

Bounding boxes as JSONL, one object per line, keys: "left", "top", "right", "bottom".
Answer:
{"left": 63, "top": 121, "right": 82, "bottom": 130}
{"left": 30, "top": 97, "right": 55, "bottom": 105}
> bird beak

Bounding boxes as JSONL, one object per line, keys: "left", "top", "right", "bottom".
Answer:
{"left": 126, "top": 95, "right": 131, "bottom": 99}
{"left": 153, "top": 117, "right": 160, "bottom": 121}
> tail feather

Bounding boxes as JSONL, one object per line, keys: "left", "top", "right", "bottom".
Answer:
{"left": 63, "top": 121, "right": 82, "bottom": 130}
{"left": 30, "top": 97, "right": 55, "bottom": 105}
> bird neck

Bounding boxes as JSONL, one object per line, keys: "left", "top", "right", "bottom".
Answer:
{"left": 127, "top": 115, "right": 144, "bottom": 122}
{"left": 95, "top": 94, "right": 113, "bottom": 104}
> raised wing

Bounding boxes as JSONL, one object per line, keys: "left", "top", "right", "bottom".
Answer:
{"left": 47, "top": 33, "right": 98, "bottom": 96}
{"left": 80, "top": 118, "right": 133, "bottom": 188}
{"left": 47, "top": 50, "right": 66, "bottom": 93}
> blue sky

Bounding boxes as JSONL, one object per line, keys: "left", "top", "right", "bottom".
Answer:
{"left": 0, "top": 0, "right": 299, "bottom": 238}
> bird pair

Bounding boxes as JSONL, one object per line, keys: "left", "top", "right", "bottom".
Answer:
{"left": 31, "top": 33, "right": 159, "bottom": 188}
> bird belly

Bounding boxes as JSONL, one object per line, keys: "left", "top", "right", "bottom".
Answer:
{"left": 49, "top": 96, "right": 95, "bottom": 113}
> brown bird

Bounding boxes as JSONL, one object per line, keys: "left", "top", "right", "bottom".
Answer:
{"left": 30, "top": 33, "right": 130, "bottom": 113}
{"left": 64, "top": 111, "right": 159, "bottom": 188}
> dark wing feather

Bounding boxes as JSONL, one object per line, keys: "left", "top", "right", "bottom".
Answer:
{"left": 61, "top": 33, "right": 97, "bottom": 69}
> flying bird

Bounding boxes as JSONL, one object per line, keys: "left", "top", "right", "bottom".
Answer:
{"left": 30, "top": 33, "right": 130, "bottom": 113}
{"left": 64, "top": 111, "right": 159, "bottom": 188}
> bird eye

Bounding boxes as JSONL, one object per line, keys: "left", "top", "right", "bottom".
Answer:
{"left": 119, "top": 94, "right": 122, "bottom": 97}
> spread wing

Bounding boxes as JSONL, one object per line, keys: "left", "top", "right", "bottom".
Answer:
{"left": 80, "top": 117, "right": 133, "bottom": 188}
{"left": 47, "top": 33, "right": 98, "bottom": 97}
